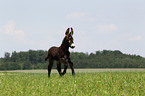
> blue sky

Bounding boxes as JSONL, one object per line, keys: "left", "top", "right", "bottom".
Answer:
{"left": 0, "top": 0, "right": 145, "bottom": 57}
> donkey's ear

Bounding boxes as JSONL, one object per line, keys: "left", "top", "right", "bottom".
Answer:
{"left": 70, "top": 27, "right": 74, "bottom": 35}
{"left": 65, "top": 28, "right": 70, "bottom": 35}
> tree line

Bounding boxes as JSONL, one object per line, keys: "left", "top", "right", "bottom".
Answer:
{"left": 0, "top": 50, "right": 145, "bottom": 70}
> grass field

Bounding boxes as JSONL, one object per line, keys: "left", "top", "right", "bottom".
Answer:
{"left": 0, "top": 69, "right": 145, "bottom": 96}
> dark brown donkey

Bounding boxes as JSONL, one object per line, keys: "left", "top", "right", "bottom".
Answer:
{"left": 45, "top": 28, "right": 75, "bottom": 77}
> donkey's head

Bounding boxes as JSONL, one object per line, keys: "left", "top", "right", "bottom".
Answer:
{"left": 65, "top": 27, "right": 75, "bottom": 49}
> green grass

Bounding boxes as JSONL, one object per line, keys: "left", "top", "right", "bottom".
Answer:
{"left": 0, "top": 69, "right": 145, "bottom": 96}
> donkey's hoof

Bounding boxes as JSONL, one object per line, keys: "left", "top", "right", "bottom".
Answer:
{"left": 59, "top": 73, "right": 63, "bottom": 76}
{"left": 60, "top": 72, "right": 66, "bottom": 76}
{"left": 72, "top": 73, "right": 75, "bottom": 75}
{"left": 48, "top": 75, "right": 51, "bottom": 78}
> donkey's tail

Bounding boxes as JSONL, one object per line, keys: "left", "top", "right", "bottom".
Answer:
{"left": 45, "top": 56, "right": 49, "bottom": 61}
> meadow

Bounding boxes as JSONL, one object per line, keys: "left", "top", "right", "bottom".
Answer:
{"left": 0, "top": 69, "right": 144, "bottom": 96}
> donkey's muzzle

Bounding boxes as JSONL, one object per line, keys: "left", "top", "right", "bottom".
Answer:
{"left": 70, "top": 43, "right": 75, "bottom": 49}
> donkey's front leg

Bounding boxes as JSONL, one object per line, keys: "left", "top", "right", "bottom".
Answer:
{"left": 68, "top": 58, "right": 75, "bottom": 75}
{"left": 60, "top": 58, "right": 68, "bottom": 75}
{"left": 57, "top": 61, "right": 62, "bottom": 76}
{"left": 62, "top": 63, "right": 68, "bottom": 75}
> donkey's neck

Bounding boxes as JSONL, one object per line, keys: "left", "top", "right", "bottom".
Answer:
{"left": 60, "top": 37, "right": 69, "bottom": 52}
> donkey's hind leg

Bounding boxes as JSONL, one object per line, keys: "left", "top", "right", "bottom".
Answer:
{"left": 48, "top": 59, "right": 54, "bottom": 77}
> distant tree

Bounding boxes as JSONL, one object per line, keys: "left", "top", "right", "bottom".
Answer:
{"left": 0, "top": 50, "right": 145, "bottom": 70}
{"left": 4, "top": 52, "right": 10, "bottom": 61}
{"left": 11, "top": 51, "right": 18, "bottom": 62}
{"left": 23, "top": 61, "right": 31, "bottom": 69}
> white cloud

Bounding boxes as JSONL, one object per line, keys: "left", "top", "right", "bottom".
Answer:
{"left": 0, "top": 21, "right": 35, "bottom": 47}
{"left": 97, "top": 24, "right": 118, "bottom": 33}
{"left": 129, "top": 36, "right": 142, "bottom": 41}
{"left": 2, "top": 21, "right": 25, "bottom": 40}
{"left": 66, "top": 12, "right": 87, "bottom": 20}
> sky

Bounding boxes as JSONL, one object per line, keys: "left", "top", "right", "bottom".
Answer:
{"left": 0, "top": 0, "right": 145, "bottom": 57}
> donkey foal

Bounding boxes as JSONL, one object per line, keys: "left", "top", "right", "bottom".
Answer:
{"left": 45, "top": 28, "right": 75, "bottom": 77}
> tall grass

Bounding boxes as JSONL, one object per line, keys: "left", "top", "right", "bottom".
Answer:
{"left": 0, "top": 71, "right": 144, "bottom": 96}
